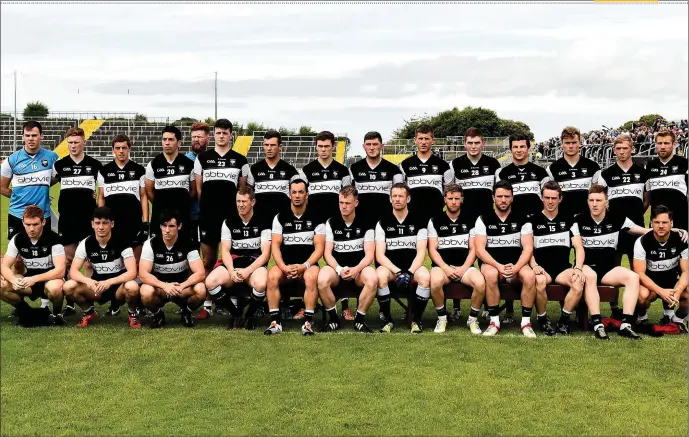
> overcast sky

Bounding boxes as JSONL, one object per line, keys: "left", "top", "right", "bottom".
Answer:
{"left": 1, "top": 1, "right": 687, "bottom": 156}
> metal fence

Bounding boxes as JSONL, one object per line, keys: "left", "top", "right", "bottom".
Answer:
{"left": 537, "top": 141, "right": 688, "bottom": 168}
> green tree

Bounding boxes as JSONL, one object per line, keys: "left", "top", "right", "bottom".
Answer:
{"left": 22, "top": 101, "right": 49, "bottom": 118}
{"left": 175, "top": 117, "right": 198, "bottom": 124}
{"left": 134, "top": 113, "right": 148, "bottom": 122}
{"left": 204, "top": 117, "right": 215, "bottom": 125}
{"left": 278, "top": 126, "right": 297, "bottom": 136}
{"left": 498, "top": 119, "right": 534, "bottom": 140}
{"left": 245, "top": 121, "right": 267, "bottom": 135}
{"left": 638, "top": 113, "right": 663, "bottom": 127}
{"left": 298, "top": 125, "right": 316, "bottom": 135}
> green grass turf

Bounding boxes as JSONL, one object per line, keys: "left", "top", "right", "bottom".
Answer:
{"left": 1, "top": 191, "right": 687, "bottom": 437}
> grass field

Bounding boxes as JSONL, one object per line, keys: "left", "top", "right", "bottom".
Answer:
{"left": 0, "top": 191, "right": 687, "bottom": 437}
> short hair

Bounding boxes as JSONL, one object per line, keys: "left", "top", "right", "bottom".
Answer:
{"left": 541, "top": 180, "right": 562, "bottom": 196}
{"left": 493, "top": 179, "right": 513, "bottom": 194}
{"left": 237, "top": 185, "right": 255, "bottom": 200}
{"left": 560, "top": 126, "right": 581, "bottom": 142}
{"left": 613, "top": 133, "right": 633, "bottom": 147}
{"left": 23, "top": 205, "right": 44, "bottom": 220}
{"left": 289, "top": 178, "right": 308, "bottom": 191}
{"left": 655, "top": 128, "right": 676, "bottom": 143}
{"left": 509, "top": 133, "right": 531, "bottom": 149}
{"left": 390, "top": 182, "right": 411, "bottom": 197}
{"left": 65, "top": 127, "right": 85, "bottom": 138}
{"left": 92, "top": 206, "right": 114, "bottom": 221}
{"left": 363, "top": 131, "right": 383, "bottom": 143}
{"left": 111, "top": 134, "right": 132, "bottom": 148}
{"left": 23, "top": 120, "right": 43, "bottom": 134}
{"left": 588, "top": 184, "right": 608, "bottom": 197}
{"left": 339, "top": 185, "right": 358, "bottom": 198}
{"left": 315, "top": 130, "right": 336, "bottom": 146}
{"left": 651, "top": 205, "right": 673, "bottom": 221}
{"left": 465, "top": 127, "right": 483, "bottom": 140}
{"left": 191, "top": 122, "right": 210, "bottom": 134}
{"left": 264, "top": 130, "right": 282, "bottom": 145}
{"left": 158, "top": 209, "right": 182, "bottom": 226}
{"left": 416, "top": 124, "right": 434, "bottom": 137}
{"left": 162, "top": 125, "right": 182, "bottom": 141}
{"left": 443, "top": 183, "right": 463, "bottom": 196}
{"left": 214, "top": 119, "right": 233, "bottom": 132}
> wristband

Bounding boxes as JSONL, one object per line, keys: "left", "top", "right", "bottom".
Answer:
{"left": 574, "top": 267, "right": 582, "bottom": 272}
{"left": 336, "top": 266, "right": 343, "bottom": 275}
{"left": 303, "top": 262, "right": 311, "bottom": 269}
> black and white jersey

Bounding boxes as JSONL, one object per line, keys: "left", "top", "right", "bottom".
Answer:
{"left": 5, "top": 230, "right": 64, "bottom": 277}
{"left": 399, "top": 154, "right": 450, "bottom": 223}
{"left": 325, "top": 214, "right": 374, "bottom": 268}
{"left": 272, "top": 207, "right": 326, "bottom": 265}
{"left": 593, "top": 163, "right": 648, "bottom": 226}
{"left": 444, "top": 154, "right": 501, "bottom": 223}
{"left": 645, "top": 155, "right": 688, "bottom": 229}
{"left": 427, "top": 212, "right": 475, "bottom": 267}
{"left": 634, "top": 231, "right": 688, "bottom": 289}
{"left": 52, "top": 154, "right": 102, "bottom": 222}
{"left": 194, "top": 148, "right": 249, "bottom": 217}
{"left": 298, "top": 159, "right": 351, "bottom": 225}
{"left": 531, "top": 212, "right": 578, "bottom": 275}
{"left": 98, "top": 160, "right": 146, "bottom": 226}
{"left": 575, "top": 213, "right": 635, "bottom": 274}
{"left": 145, "top": 153, "right": 195, "bottom": 225}
{"left": 474, "top": 211, "right": 532, "bottom": 265}
{"left": 75, "top": 235, "right": 133, "bottom": 281}
{"left": 349, "top": 158, "right": 404, "bottom": 228}
{"left": 375, "top": 210, "right": 428, "bottom": 271}
{"left": 141, "top": 236, "right": 200, "bottom": 284}
{"left": 495, "top": 162, "right": 549, "bottom": 217}
{"left": 220, "top": 213, "right": 271, "bottom": 261}
{"left": 545, "top": 156, "right": 600, "bottom": 220}
{"left": 248, "top": 159, "right": 299, "bottom": 224}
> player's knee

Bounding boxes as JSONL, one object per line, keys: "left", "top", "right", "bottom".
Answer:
{"left": 624, "top": 270, "right": 639, "bottom": 286}
{"left": 584, "top": 268, "right": 597, "bottom": 283}
{"left": 45, "top": 283, "right": 63, "bottom": 300}
{"left": 535, "top": 274, "right": 547, "bottom": 288}
{"left": 252, "top": 274, "right": 267, "bottom": 292}
{"left": 361, "top": 269, "right": 377, "bottom": 288}
{"left": 376, "top": 267, "right": 390, "bottom": 285}
{"left": 140, "top": 285, "right": 155, "bottom": 304}
{"left": 62, "top": 279, "right": 78, "bottom": 296}
{"left": 571, "top": 280, "right": 584, "bottom": 295}
{"left": 481, "top": 265, "right": 498, "bottom": 281}
{"left": 430, "top": 268, "right": 444, "bottom": 288}
{"left": 124, "top": 280, "right": 140, "bottom": 296}
{"left": 415, "top": 267, "right": 430, "bottom": 287}
{"left": 317, "top": 273, "right": 331, "bottom": 291}
{"left": 194, "top": 283, "right": 207, "bottom": 300}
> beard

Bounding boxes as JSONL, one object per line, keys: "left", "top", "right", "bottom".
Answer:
{"left": 192, "top": 143, "right": 207, "bottom": 153}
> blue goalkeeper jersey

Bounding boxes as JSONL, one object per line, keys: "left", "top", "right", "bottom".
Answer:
{"left": 185, "top": 151, "right": 200, "bottom": 221}
{"left": 1, "top": 147, "right": 59, "bottom": 219}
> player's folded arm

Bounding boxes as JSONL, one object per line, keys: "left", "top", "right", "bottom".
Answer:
{"left": 180, "top": 251, "right": 205, "bottom": 289}
{"left": 515, "top": 224, "right": 534, "bottom": 272}
{"left": 32, "top": 245, "right": 66, "bottom": 283}
{"left": 473, "top": 217, "right": 499, "bottom": 269}
{"left": 306, "top": 225, "right": 326, "bottom": 268}
{"left": 374, "top": 223, "right": 399, "bottom": 274}
{"left": 270, "top": 216, "right": 289, "bottom": 272}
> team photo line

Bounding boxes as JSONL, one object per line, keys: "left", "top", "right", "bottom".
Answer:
{"left": 1, "top": 120, "right": 687, "bottom": 339}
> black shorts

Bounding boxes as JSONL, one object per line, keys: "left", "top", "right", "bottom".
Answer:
{"left": 28, "top": 282, "right": 46, "bottom": 301}
{"left": 188, "top": 220, "right": 200, "bottom": 245}
{"left": 58, "top": 217, "right": 93, "bottom": 246}
{"left": 590, "top": 264, "right": 614, "bottom": 286}
{"left": 199, "top": 213, "right": 228, "bottom": 246}
{"left": 7, "top": 215, "right": 52, "bottom": 241}
{"left": 232, "top": 255, "right": 259, "bottom": 269}
{"left": 617, "top": 232, "right": 636, "bottom": 260}
{"left": 541, "top": 263, "right": 571, "bottom": 281}
{"left": 96, "top": 284, "right": 121, "bottom": 305}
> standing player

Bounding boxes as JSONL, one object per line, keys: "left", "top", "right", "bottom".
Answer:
{"left": 427, "top": 183, "right": 486, "bottom": 334}
{"left": 298, "top": 131, "right": 353, "bottom": 319}
{"left": 264, "top": 179, "right": 325, "bottom": 335}
{"left": 0, "top": 205, "right": 66, "bottom": 325}
{"left": 247, "top": 130, "right": 299, "bottom": 223}
{"left": 194, "top": 119, "right": 249, "bottom": 317}
{"left": 576, "top": 185, "right": 671, "bottom": 340}
{"left": 374, "top": 183, "right": 431, "bottom": 334}
{"left": 545, "top": 126, "right": 600, "bottom": 220}
{"left": 186, "top": 122, "right": 211, "bottom": 246}
{"left": 348, "top": 131, "right": 404, "bottom": 229}
{"left": 474, "top": 181, "right": 537, "bottom": 337}
{"left": 592, "top": 133, "right": 648, "bottom": 318}
{"left": 51, "top": 127, "right": 102, "bottom": 315}
{"left": 317, "top": 186, "right": 378, "bottom": 333}
{"left": 644, "top": 128, "right": 688, "bottom": 324}
{"left": 139, "top": 210, "right": 207, "bottom": 328}
{"left": 634, "top": 206, "right": 689, "bottom": 331}
{"left": 1, "top": 121, "right": 59, "bottom": 243}
{"left": 204, "top": 186, "right": 272, "bottom": 330}
{"left": 144, "top": 126, "right": 196, "bottom": 240}
{"left": 62, "top": 207, "right": 141, "bottom": 328}
{"left": 530, "top": 181, "right": 592, "bottom": 335}
{"left": 495, "top": 133, "right": 549, "bottom": 217}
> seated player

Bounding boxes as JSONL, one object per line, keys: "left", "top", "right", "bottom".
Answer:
{"left": 576, "top": 184, "right": 686, "bottom": 340}
{"left": 138, "top": 210, "right": 207, "bottom": 328}
{"left": 204, "top": 186, "right": 271, "bottom": 330}
{"left": 375, "top": 183, "right": 431, "bottom": 334}
{"left": 0, "top": 205, "right": 66, "bottom": 325}
{"left": 428, "top": 183, "right": 486, "bottom": 334}
{"left": 317, "top": 186, "right": 378, "bottom": 333}
{"left": 633, "top": 205, "right": 689, "bottom": 332}
{"left": 265, "top": 178, "right": 325, "bottom": 336}
{"left": 474, "top": 180, "right": 537, "bottom": 337}
{"left": 530, "top": 181, "right": 591, "bottom": 335}
{"left": 62, "top": 207, "right": 141, "bottom": 328}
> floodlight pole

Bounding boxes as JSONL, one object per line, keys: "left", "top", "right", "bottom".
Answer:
{"left": 214, "top": 71, "right": 218, "bottom": 122}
